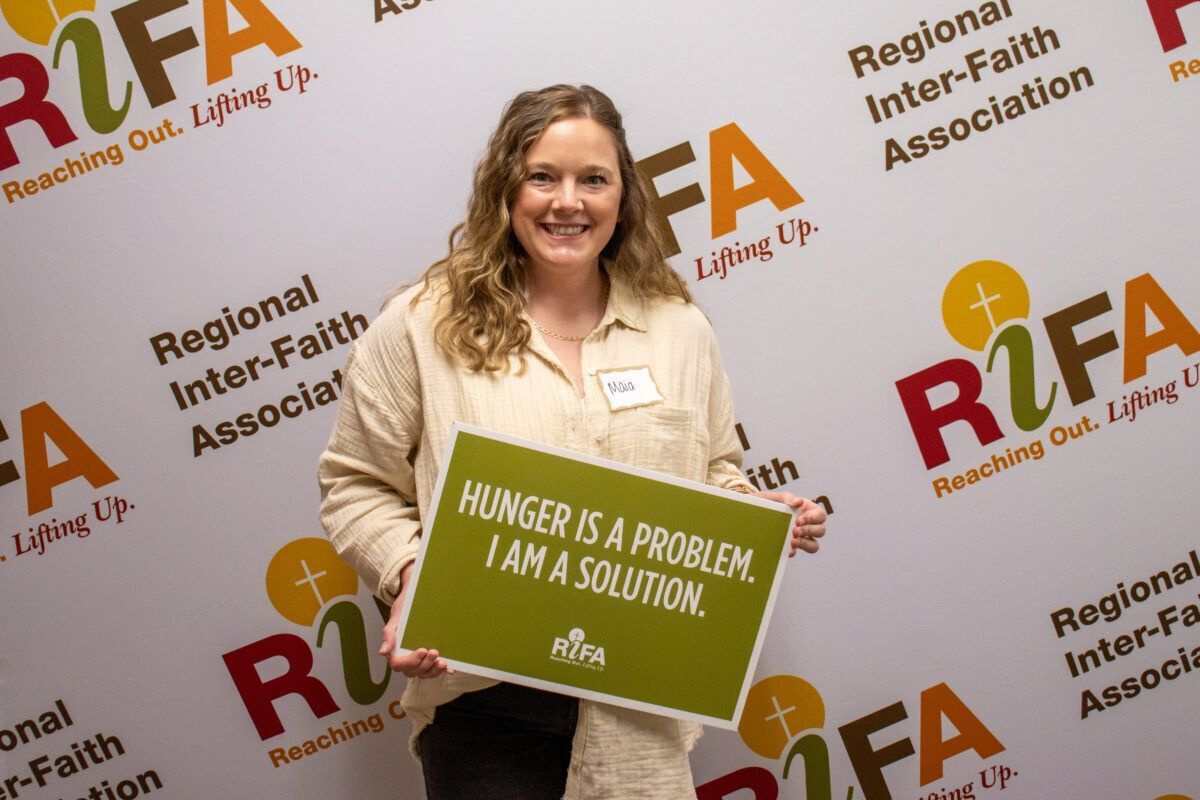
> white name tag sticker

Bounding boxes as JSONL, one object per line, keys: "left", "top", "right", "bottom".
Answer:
{"left": 596, "top": 366, "right": 664, "bottom": 411}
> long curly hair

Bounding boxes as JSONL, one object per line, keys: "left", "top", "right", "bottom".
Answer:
{"left": 412, "top": 84, "right": 692, "bottom": 372}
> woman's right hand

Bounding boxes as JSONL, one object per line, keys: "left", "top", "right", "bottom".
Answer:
{"left": 379, "top": 563, "right": 454, "bottom": 678}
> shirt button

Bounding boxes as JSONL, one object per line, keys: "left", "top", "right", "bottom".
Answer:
{"left": 587, "top": 369, "right": 596, "bottom": 376}
{"left": 593, "top": 433, "right": 603, "bottom": 444}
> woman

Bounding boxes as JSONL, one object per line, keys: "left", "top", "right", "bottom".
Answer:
{"left": 318, "top": 84, "right": 827, "bottom": 799}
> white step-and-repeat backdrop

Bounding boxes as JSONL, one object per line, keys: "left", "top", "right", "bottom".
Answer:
{"left": 3, "top": 2, "right": 1198, "bottom": 798}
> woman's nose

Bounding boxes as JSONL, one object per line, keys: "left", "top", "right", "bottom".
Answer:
{"left": 552, "top": 180, "right": 583, "bottom": 212}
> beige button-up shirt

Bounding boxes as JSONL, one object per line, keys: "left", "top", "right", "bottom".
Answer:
{"left": 319, "top": 276, "right": 752, "bottom": 799}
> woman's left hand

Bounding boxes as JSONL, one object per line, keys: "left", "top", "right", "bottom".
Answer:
{"left": 754, "top": 492, "right": 827, "bottom": 556}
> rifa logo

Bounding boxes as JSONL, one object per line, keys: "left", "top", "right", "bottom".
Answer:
{"left": 894, "top": 260, "right": 1199, "bottom": 494}
{"left": 696, "top": 674, "right": 1016, "bottom": 800}
{"left": 1142, "top": 0, "right": 1200, "bottom": 82}
{"left": 221, "top": 537, "right": 403, "bottom": 753}
{"left": 0, "top": 0, "right": 301, "bottom": 170}
{"left": 1147, "top": 0, "right": 1200, "bottom": 52}
{"left": 0, "top": 400, "right": 118, "bottom": 515}
{"left": 1, "top": 401, "right": 135, "bottom": 565}
{"left": 634, "top": 123, "right": 818, "bottom": 283}
{"left": 550, "top": 627, "right": 606, "bottom": 670}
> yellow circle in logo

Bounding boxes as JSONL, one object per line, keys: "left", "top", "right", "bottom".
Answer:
{"left": 941, "top": 260, "right": 1030, "bottom": 352}
{"left": 738, "top": 675, "right": 825, "bottom": 759}
{"left": 2, "top": 0, "right": 95, "bottom": 46}
{"left": 265, "top": 538, "right": 359, "bottom": 626}
{"left": 1153, "top": 795, "right": 1194, "bottom": 800}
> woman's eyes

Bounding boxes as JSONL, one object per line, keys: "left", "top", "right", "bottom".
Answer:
{"left": 525, "top": 172, "right": 609, "bottom": 186}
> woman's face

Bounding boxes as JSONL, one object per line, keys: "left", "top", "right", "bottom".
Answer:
{"left": 511, "top": 117, "right": 622, "bottom": 281}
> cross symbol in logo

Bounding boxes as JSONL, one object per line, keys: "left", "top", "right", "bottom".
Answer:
{"left": 294, "top": 559, "right": 330, "bottom": 607}
{"left": 969, "top": 282, "right": 1003, "bottom": 331}
{"left": 763, "top": 695, "right": 797, "bottom": 739}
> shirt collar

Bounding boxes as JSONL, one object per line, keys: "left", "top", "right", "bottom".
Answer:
{"left": 599, "top": 273, "right": 648, "bottom": 333}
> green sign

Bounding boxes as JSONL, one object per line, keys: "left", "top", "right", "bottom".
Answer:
{"left": 397, "top": 423, "right": 795, "bottom": 728}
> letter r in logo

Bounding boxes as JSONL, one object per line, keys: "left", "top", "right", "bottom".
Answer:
{"left": 0, "top": 53, "right": 78, "bottom": 170}
{"left": 1146, "top": 0, "right": 1200, "bottom": 51}
{"left": 695, "top": 767, "right": 779, "bottom": 800}
{"left": 895, "top": 359, "right": 1004, "bottom": 469}
{"left": 222, "top": 634, "right": 340, "bottom": 739}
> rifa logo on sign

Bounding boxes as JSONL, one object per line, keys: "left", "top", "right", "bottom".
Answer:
{"left": 0, "top": 0, "right": 301, "bottom": 170}
{"left": 550, "top": 627, "right": 606, "bottom": 669}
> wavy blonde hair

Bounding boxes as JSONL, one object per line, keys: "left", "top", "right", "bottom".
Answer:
{"left": 411, "top": 84, "right": 692, "bottom": 372}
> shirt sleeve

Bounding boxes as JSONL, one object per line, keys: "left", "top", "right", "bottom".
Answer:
{"left": 318, "top": 326, "right": 423, "bottom": 604}
{"left": 702, "top": 321, "right": 756, "bottom": 494}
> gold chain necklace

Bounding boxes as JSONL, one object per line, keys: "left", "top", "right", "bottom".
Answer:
{"left": 529, "top": 288, "right": 609, "bottom": 342}
{"left": 530, "top": 318, "right": 588, "bottom": 342}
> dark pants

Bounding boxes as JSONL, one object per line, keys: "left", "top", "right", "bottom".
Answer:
{"left": 418, "top": 683, "right": 579, "bottom": 800}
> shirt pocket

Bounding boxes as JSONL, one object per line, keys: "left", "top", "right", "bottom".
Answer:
{"left": 607, "top": 404, "right": 704, "bottom": 482}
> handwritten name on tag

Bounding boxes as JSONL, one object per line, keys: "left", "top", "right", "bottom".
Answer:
{"left": 596, "top": 366, "right": 664, "bottom": 411}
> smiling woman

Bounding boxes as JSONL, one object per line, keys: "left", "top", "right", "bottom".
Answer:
{"left": 511, "top": 117, "right": 622, "bottom": 284}
{"left": 318, "top": 84, "right": 827, "bottom": 800}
